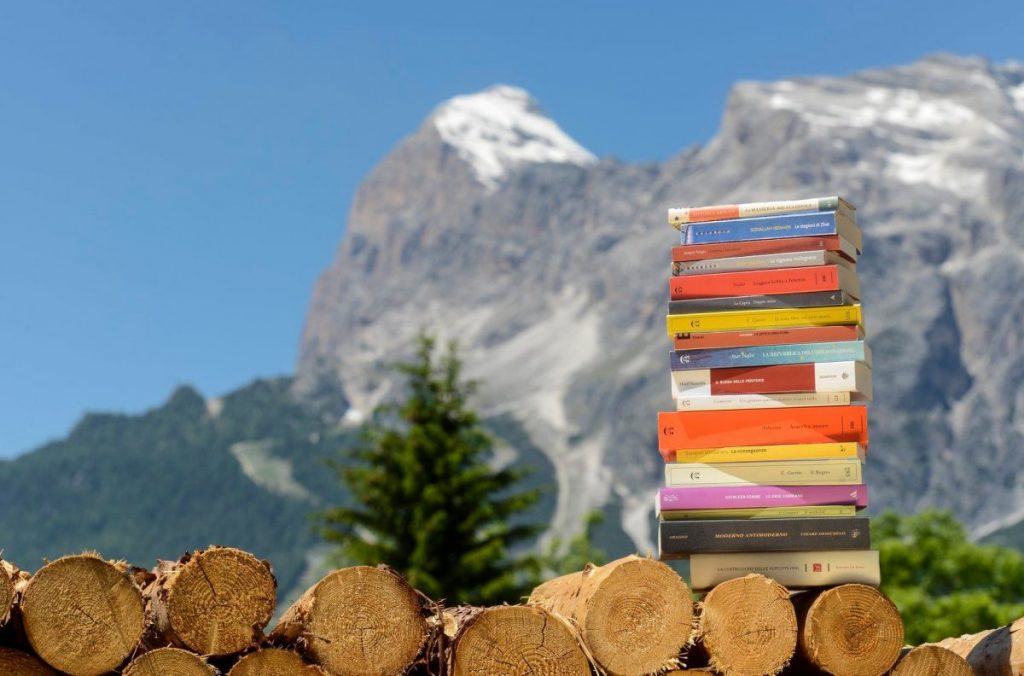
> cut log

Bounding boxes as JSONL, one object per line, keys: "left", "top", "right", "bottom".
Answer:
{"left": 447, "top": 605, "right": 591, "bottom": 676}
{"left": 229, "top": 648, "right": 327, "bottom": 675}
{"left": 794, "top": 583, "right": 903, "bottom": 676}
{"left": 696, "top": 574, "right": 796, "bottom": 676}
{"left": 933, "top": 617, "right": 1024, "bottom": 676}
{"left": 19, "top": 554, "right": 146, "bottom": 676}
{"left": 0, "top": 647, "right": 59, "bottom": 676}
{"left": 890, "top": 644, "right": 972, "bottom": 675}
{"left": 270, "top": 565, "right": 428, "bottom": 676}
{"left": 0, "top": 559, "right": 29, "bottom": 627}
{"left": 122, "top": 647, "right": 217, "bottom": 676}
{"left": 528, "top": 554, "right": 694, "bottom": 675}
{"left": 148, "top": 546, "right": 277, "bottom": 656}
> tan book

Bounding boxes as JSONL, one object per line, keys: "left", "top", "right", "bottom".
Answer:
{"left": 689, "top": 550, "right": 880, "bottom": 590}
{"left": 665, "top": 458, "right": 862, "bottom": 487}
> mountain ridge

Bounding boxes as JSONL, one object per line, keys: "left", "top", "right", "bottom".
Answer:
{"left": 298, "top": 52, "right": 1024, "bottom": 550}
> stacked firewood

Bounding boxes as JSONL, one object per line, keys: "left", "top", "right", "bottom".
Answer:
{"left": 0, "top": 548, "right": 1015, "bottom": 675}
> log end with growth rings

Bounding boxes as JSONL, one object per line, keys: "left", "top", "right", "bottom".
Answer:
{"left": 270, "top": 565, "right": 428, "bottom": 676}
{"left": 122, "top": 647, "right": 217, "bottom": 676}
{"left": 0, "top": 647, "right": 59, "bottom": 676}
{"left": 228, "top": 648, "right": 328, "bottom": 675}
{"left": 159, "top": 546, "right": 277, "bottom": 656}
{"left": 797, "top": 583, "right": 904, "bottom": 676}
{"left": 891, "top": 644, "right": 972, "bottom": 676}
{"left": 20, "top": 554, "right": 146, "bottom": 676}
{"left": 451, "top": 605, "right": 591, "bottom": 676}
{"left": 697, "top": 574, "right": 797, "bottom": 676}
{"left": 529, "top": 555, "right": 694, "bottom": 675}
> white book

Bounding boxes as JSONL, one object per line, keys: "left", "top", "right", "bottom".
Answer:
{"left": 689, "top": 550, "right": 881, "bottom": 590}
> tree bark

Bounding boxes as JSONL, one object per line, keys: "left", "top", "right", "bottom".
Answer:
{"left": 890, "top": 644, "right": 972, "bottom": 675}
{"left": 18, "top": 554, "right": 146, "bottom": 676}
{"left": 0, "top": 560, "right": 28, "bottom": 628}
{"left": 696, "top": 574, "right": 796, "bottom": 676}
{"left": 793, "top": 584, "right": 903, "bottom": 676}
{"left": 0, "top": 647, "right": 59, "bottom": 676}
{"left": 0, "top": 561, "right": 22, "bottom": 626}
{"left": 122, "top": 647, "right": 217, "bottom": 676}
{"left": 445, "top": 605, "right": 591, "bottom": 676}
{"left": 147, "top": 546, "right": 277, "bottom": 657}
{"left": 932, "top": 617, "right": 1024, "bottom": 676}
{"left": 228, "top": 647, "right": 327, "bottom": 675}
{"left": 269, "top": 565, "right": 429, "bottom": 676}
{"left": 528, "top": 554, "right": 694, "bottom": 675}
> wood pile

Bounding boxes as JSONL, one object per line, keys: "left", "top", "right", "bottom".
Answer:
{"left": 0, "top": 547, "right": 1018, "bottom": 675}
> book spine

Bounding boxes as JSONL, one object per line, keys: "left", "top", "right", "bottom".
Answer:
{"left": 688, "top": 550, "right": 881, "bottom": 590}
{"left": 671, "top": 361, "right": 871, "bottom": 397}
{"left": 659, "top": 517, "right": 871, "bottom": 558}
{"left": 665, "top": 304, "right": 863, "bottom": 336}
{"left": 668, "top": 291, "right": 851, "bottom": 314}
{"left": 680, "top": 212, "right": 844, "bottom": 245}
{"left": 671, "top": 235, "right": 851, "bottom": 262}
{"left": 667, "top": 441, "right": 864, "bottom": 464}
{"left": 670, "top": 265, "right": 843, "bottom": 299}
{"left": 657, "top": 484, "right": 868, "bottom": 510}
{"left": 673, "top": 325, "right": 863, "bottom": 351}
{"left": 668, "top": 196, "right": 842, "bottom": 227}
{"left": 664, "top": 459, "right": 862, "bottom": 487}
{"left": 657, "top": 405, "right": 868, "bottom": 452}
{"left": 675, "top": 392, "right": 851, "bottom": 411}
{"left": 669, "top": 341, "right": 869, "bottom": 370}
{"left": 660, "top": 505, "right": 858, "bottom": 520}
{"left": 673, "top": 250, "right": 835, "bottom": 275}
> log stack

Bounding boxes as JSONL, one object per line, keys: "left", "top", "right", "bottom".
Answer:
{"left": 528, "top": 555, "right": 694, "bottom": 675}
{"left": 0, "top": 545, "right": 1019, "bottom": 675}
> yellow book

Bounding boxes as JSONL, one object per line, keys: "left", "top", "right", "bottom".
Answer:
{"left": 669, "top": 442, "right": 864, "bottom": 464}
{"left": 659, "top": 505, "right": 857, "bottom": 520}
{"left": 666, "top": 304, "right": 863, "bottom": 336}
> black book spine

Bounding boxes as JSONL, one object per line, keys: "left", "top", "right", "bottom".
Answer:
{"left": 658, "top": 517, "right": 871, "bottom": 559}
{"left": 668, "top": 291, "right": 850, "bottom": 314}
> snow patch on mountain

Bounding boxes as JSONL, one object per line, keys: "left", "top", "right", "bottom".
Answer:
{"left": 433, "top": 85, "right": 596, "bottom": 191}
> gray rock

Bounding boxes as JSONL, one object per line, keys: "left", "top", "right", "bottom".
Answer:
{"left": 296, "top": 55, "right": 1024, "bottom": 549}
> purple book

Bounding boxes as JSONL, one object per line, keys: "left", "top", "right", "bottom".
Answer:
{"left": 658, "top": 484, "right": 868, "bottom": 511}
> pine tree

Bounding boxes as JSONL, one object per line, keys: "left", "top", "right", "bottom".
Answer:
{"left": 319, "top": 333, "right": 540, "bottom": 604}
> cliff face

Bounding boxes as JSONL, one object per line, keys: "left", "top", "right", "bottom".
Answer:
{"left": 298, "top": 55, "right": 1024, "bottom": 549}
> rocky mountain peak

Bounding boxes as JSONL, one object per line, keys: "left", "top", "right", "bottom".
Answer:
{"left": 299, "top": 54, "right": 1024, "bottom": 550}
{"left": 430, "top": 84, "right": 596, "bottom": 191}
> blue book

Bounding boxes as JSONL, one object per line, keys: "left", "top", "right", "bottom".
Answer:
{"left": 669, "top": 340, "right": 871, "bottom": 371}
{"left": 680, "top": 211, "right": 862, "bottom": 250}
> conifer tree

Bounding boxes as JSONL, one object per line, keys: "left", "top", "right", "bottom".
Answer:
{"left": 319, "top": 333, "right": 540, "bottom": 604}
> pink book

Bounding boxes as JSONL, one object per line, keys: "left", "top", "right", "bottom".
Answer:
{"left": 658, "top": 484, "right": 868, "bottom": 511}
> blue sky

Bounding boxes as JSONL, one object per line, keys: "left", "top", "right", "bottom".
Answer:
{"left": 2, "top": 1, "right": 1022, "bottom": 456}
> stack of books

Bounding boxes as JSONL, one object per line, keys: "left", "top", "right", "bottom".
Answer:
{"left": 655, "top": 196, "right": 880, "bottom": 591}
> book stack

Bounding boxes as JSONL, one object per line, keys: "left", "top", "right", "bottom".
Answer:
{"left": 655, "top": 196, "right": 880, "bottom": 591}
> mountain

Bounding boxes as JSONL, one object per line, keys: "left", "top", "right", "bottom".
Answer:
{"left": 298, "top": 54, "right": 1024, "bottom": 551}
{"left": 5, "top": 54, "right": 1024, "bottom": 582}
{"left": 0, "top": 378, "right": 558, "bottom": 597}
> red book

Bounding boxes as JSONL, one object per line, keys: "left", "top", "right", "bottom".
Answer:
{"left": 669, "top": 265, "right": 859, "bottom": 300}
{"left": 657, "top": 405, "right": 868, "bottom": 456}
{"left": 674, "top": 325, "right": 865, "bottom": 351}
{"left": 681, "top": 362, "right": 872, "bottom": 397}
{"left": 672, "top": 235, "right": 857, "bottom": 263}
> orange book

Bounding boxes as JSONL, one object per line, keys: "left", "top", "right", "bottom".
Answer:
{"left": 657, "top": 405, "right": 868, "bottom": 458}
